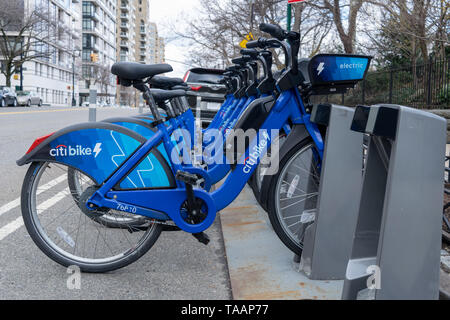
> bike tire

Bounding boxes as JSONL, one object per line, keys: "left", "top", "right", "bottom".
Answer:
{"left": 267, "top": 138, "right": 321, "bottom": 256}
{"left": 21, "top": 161, "right": 163, "bottom": 273}
{"left": 66, "top": 167, "right": 149, "bottom": 229}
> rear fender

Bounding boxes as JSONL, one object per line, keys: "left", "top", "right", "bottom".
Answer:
{"left": 17, "top": 122, "right": 148, "bottom": 185}
{"left": 102, "top": 115, "right": 171, "bottom": 162}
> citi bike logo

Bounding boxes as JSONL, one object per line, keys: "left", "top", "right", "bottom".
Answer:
{"left": 243, "top": 131, "right": 270, "bottom": 174}
{"left": 50, "top": 143, "right": 102, "bottom": 158}
{"left": 317, "top": 62, "right": 325, "bottom": 75}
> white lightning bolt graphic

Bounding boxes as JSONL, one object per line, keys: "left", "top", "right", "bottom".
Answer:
{"left": 317, "top": 62, "right": 325, "bottom": 75}
{"left": 93, "top": 143, "right": 102, "bottom": 158}
{"left": 110, "top": 131, "right": 138, "bottom": 188}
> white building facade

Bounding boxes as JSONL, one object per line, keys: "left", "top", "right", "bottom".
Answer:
{"left": 0, "top": 0, "right": 83, "bottom": 106}
{"left": 80, "top": 0, "right": 117, "bottom": 105}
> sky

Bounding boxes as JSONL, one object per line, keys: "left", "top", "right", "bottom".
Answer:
{"left": 148, "top": 0, "right": 201, "bottom": 77}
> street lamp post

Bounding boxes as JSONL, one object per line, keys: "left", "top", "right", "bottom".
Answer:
{"left": 72, "top": 50, "right": 80, "bottom": 107}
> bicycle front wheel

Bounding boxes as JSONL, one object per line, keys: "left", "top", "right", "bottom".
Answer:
{"left": 267, "top": 139, "right": 321, "bottom": 255}
{"left": 21, "top": 161, "right": 163, "bottom": 273}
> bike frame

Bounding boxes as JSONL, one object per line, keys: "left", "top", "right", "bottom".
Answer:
{"left": 87, "top": 87, "right": 324, "bottom": 234}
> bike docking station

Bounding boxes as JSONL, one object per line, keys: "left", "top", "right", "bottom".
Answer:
{"left": 291, "top": 103, "right": 446, "bottom": 299}
{"left": 296, "top": 103, "right": 364, "bottom": 281}
{"left": 340, "top": 104, "right": 446, "bottom": 300}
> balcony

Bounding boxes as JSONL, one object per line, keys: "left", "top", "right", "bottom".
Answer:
{"left": 84, "top": 26, "right": 102, "bottom": 37}
{"left": 120, "top": 3, "right": 129, "bottom": 11}
{"left": 120, "top": 13, "right": 129, "bottom": 20}
{"left": 120, "top": 22, "right": 129, "bottom": 30}
{"left": 120, "top": 32, "right": 128, "bottom": 39}
{"left": 83, "top": 11, "right": 100, "bottom": 22}
{"left": 119, "top": 41, "right": 128, "bottom": 48}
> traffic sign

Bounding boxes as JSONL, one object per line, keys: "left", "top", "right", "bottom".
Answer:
{"left": 239, "top": 32, "right": 254, "bottom": 48}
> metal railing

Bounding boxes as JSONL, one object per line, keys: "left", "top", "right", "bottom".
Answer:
{"left": 314, "top": 59, "right": 450, "bottom": 109}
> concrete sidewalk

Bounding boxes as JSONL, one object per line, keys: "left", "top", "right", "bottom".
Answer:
{"left": 220, "top": 186, "right": 450, "bottom": 300}
{"left": 219, "top": 186, "right": 342, "bottom": 300}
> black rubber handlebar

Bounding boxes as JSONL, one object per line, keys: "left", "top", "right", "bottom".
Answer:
{"left": 231, "top": 55, "right": 251, "bottom": 65}
{"left": 245, "top": 38, "right": 282, "bottom": 49}
{"left": 240, "top": 48, "right": 259, "bottom": 58}
{"left": 259, "top": 23, "right": 286, "bottom": 41}
{"left": 245, "top": 40, "right": 259, "bottom": 48}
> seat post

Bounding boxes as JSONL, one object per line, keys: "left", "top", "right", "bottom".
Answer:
{"left": 134, "top": 82, "right": 163, "bottom": 122}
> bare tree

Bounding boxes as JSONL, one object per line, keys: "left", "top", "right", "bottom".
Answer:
{"left": 366, "top": 0, "right": 449, "bottom": 64}
{"left": 0, "top": 1, "right": 58, "bottom": 87}
{"left": 92, "top": 64, "right": 114, "bottom": 101}
{"left": 306, "top": 0, "right": 367, "bottom": 54}
{"left": 172, "top": 0, "right": 332, "bottom": 69}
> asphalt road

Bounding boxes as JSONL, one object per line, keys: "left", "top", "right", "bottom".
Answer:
{"left": 0, "top": 105, "right": 231, "bottom": 299}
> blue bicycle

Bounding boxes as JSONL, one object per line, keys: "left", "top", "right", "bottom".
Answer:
{"left": 17, "top": 23, "right": 370, "bottom": 272}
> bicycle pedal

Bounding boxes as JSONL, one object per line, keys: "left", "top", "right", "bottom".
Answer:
{"left": 192, "top": 232, "right": 210, "bottom": 245}
{"left": 176, "top": 170, "right": 201, "bottom": 185}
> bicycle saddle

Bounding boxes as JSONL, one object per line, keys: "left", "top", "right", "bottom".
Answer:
{"left": 149, "top": 76, "right": 184, "bottom": 89}
{"left": 150, "top": 89, "right": 186, "bottom": 103}
{"left": 111, "top": 62, "right": 172, "bottom": 80}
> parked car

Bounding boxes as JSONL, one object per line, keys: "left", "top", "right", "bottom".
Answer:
{"left": 183, "top": 68, "right": 226, "bottom": 128}
{"left": 0, "top": 87, "right": 18, "bottom": 107}
{"left": 16, "top": 91, "right": 43, "bottom": 107}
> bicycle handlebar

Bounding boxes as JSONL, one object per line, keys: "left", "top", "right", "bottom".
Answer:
{"left": 259, "top": 23, "right": 286, "bottom": 41}
{"left": 231, "top": 55, "right": 251, "bottom": 65}
{"left": 240, "top": 48, "right": 259, "bottom": 58}
{"left": 245, "top": 38, "right": 281, "bottom": 49}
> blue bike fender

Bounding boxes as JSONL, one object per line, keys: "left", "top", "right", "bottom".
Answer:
{"left": 17, "top": 122, "right": 148, "bottom": 185}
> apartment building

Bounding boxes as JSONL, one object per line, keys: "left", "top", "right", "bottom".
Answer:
{"left": 0, "top": 0, "right": 82, "bottom": 106}
{"left": 148, "top": 22, "right": 165, "bottom": 64}
{"left": 80, "top": 0, "right": 117, "bottom": 105}
{"left": 116, "top": 0, "right": 165, "bottom": 105}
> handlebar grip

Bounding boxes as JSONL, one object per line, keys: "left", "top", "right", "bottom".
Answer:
{"left": 245, "top": 40, "right": 260, "bottom": 49}
{"left": 240, "top": 48, "right": 258, "bottom": 57}
{"left": 259, "top": 23, "right": 285, "bottom": 41}
{"left": 231, "top": 55, "right": 251, "bottom": 65}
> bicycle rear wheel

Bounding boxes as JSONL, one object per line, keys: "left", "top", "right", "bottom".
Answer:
{"left": 67, "top": 168, "right": 149, "bottom": 229}
{"left": 21, "top": 161, "right": 163, "bottom": 272}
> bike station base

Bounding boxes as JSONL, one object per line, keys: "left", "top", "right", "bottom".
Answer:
{"left": 219, "top": 186, "right": 343, "bottom": 300}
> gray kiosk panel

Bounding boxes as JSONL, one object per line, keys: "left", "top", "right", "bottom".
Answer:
{"left": 299, "top": 104, "right": 364, "bottom": 280}
{"left": 342, "top": 104, "right": 446, "bottom": 300}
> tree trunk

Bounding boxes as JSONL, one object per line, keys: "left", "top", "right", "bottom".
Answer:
{"left": 5, "top": 68, "right": 12, "bottom": 87}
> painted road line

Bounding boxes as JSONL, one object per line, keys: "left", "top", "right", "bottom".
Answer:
{"left": 0, "top": 174, "right": 65, "bottom": 218}
{"left": 0, "top": 109, "right": 84, "bottom": 116}
{"left": 0, "top": 187, "right": 69, "bottom": 241}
